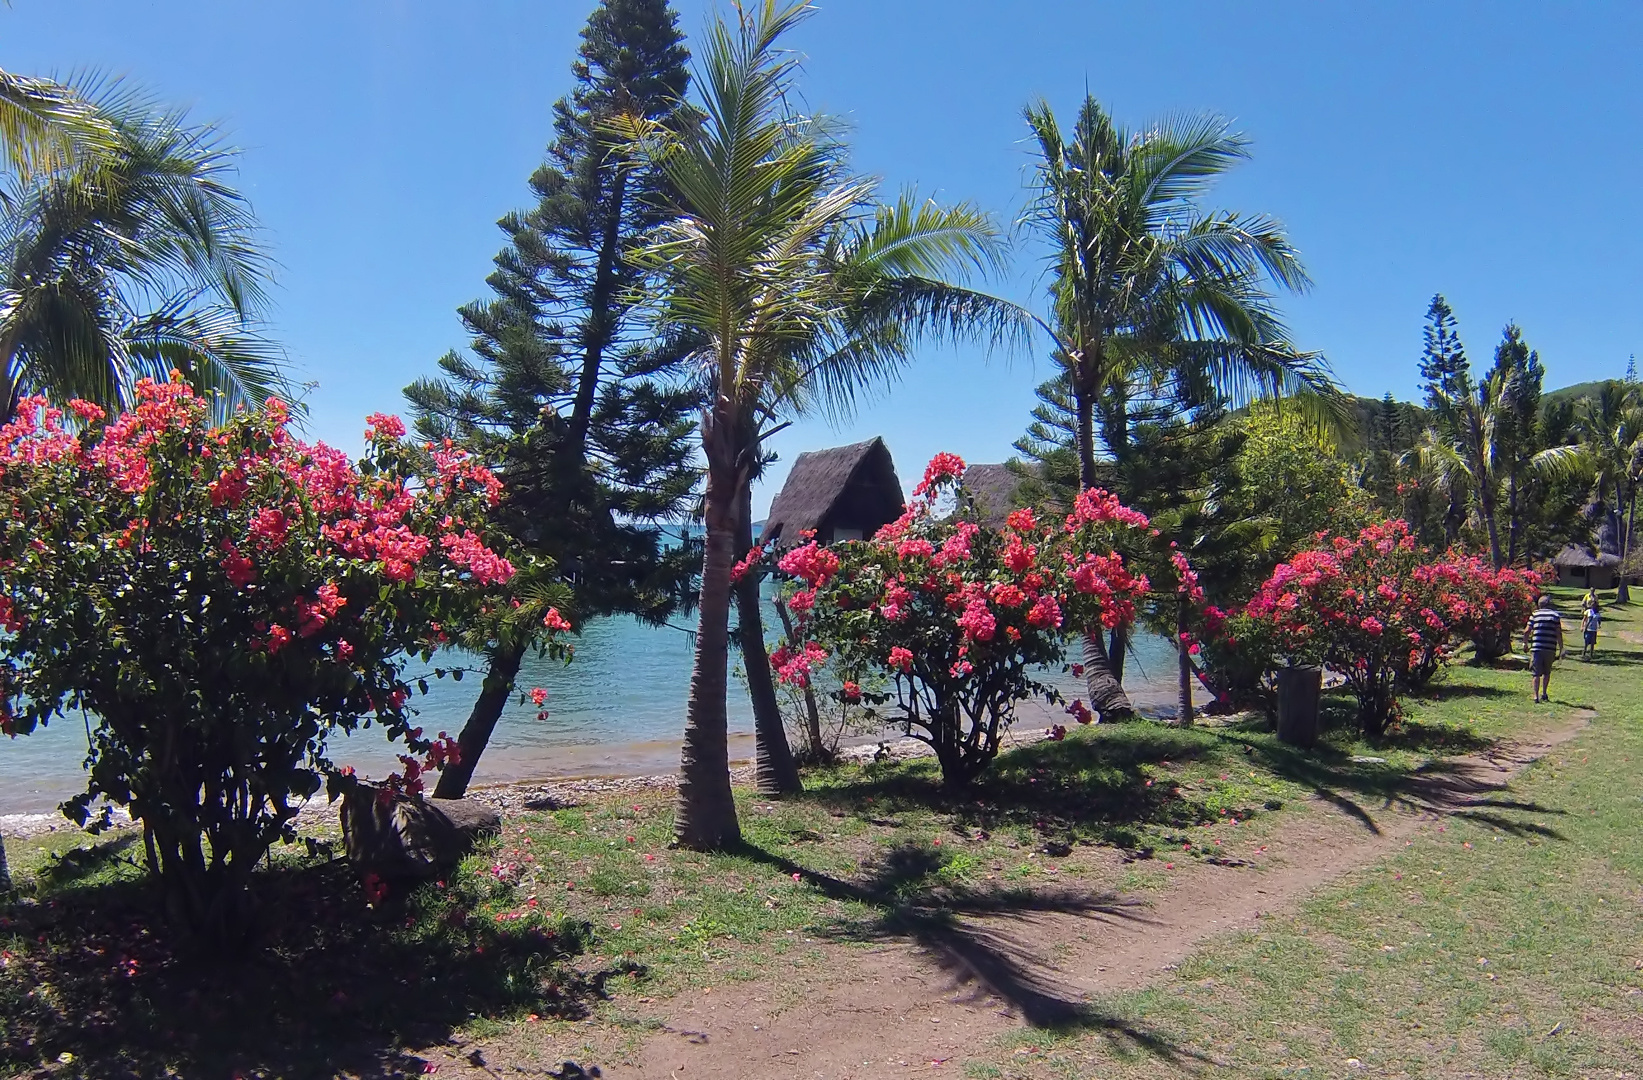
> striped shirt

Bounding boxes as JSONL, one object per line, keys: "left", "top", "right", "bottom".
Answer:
{"left": 1526, "top": 610, "right": 1562, "bottom": 652}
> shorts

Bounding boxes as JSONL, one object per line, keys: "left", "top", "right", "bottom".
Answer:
{"left": 1531, "top": 650, "right": 1555, "bottom": 677}
{"left": 1584, "top": 630, "right": 1598, "bottom": 646}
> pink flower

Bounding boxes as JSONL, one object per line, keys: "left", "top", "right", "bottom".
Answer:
{"left": 731, "top": 545, "right": 765, "bottom": 583}
{"left": 888, "top": 646, "right": 914, "bottom": 672}
{"left": 895, "top": 537, "right": 936, "bottom": 560}
{"left": 1005, "top": 507, "right": 1037, "bottom": 532}
{"left": 1026, "top": 594, "right": 1062, "bottom": 630}
{"left": 989, "top": 583, "right": 1026, "bottom": 608}
{"left": 841, "top": 681, "right": 862, "bottom": 703}
{"left": 777, "top": 541, "right": 841, "bottom": 588}
{"left": 248, "top": 507, "right": 289, "bottom": 549}
{"left": 957, "top": 597, "right": 996, "bottom": 642}
{"left": 220, "top": 543, "right": 257, "bottom": 588}
{"left": 365, "top": 412, "right": 407, "bottom": 441}
{"left": 543, "top": 608, "right": 572, "bottom": 633}
{"left": 912, "top": 452, "right": 966, "bottom": 498}
{"left": 440, "top": 530, "right": 515, "bottom": 586}
{"left": 529, "top": 687, "right": 548, "bottom": 707}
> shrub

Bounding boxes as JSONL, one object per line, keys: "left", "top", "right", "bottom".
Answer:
{"left": 0, "top": 382, "right": 540, "bottom": 946}
{"left": 1421, "top": 552, "right": 1540, "bottom": 661}
{"left": 775, "top": 454, "right": 1156, "bottom": 788}
{"left": 1243, "top": 520, "right": 1450, "bottom": 735}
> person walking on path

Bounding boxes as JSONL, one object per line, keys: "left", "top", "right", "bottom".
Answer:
{"left": 1581, "top": 601, "right": 1602, "bottom": 660}
{"left": 1524, "top": 595, "right": 1565, "bottom": 702}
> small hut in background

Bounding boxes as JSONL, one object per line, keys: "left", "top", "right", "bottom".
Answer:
{"left": 761, "top": 437, "right": 905, "bottom": 547}
{"left": 1553, "top": 544, "right": 1621, "bottom": 589}
{"left": 962, "top": 463, "right": 1031, "bottom": 528}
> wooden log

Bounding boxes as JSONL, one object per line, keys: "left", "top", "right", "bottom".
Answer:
{"left": 1275, "top": 666, "right": 1322, "bottom": 748}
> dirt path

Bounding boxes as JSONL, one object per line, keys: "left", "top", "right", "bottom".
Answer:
{"left": 422, "top": 713, "right": 1594, "bottom": 1080}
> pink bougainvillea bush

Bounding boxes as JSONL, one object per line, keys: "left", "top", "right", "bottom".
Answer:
{"left": 1241, "top": 520, "right": 1459, "bottom": 734}
{"left": 773, "top": 453, "right": 1155, "bottom": 788}
{"left": 0, "top": 380, "right": 544, "bottom": 943}
{"left": 1420, "top": 552, "right": 1541, "bottom": 662}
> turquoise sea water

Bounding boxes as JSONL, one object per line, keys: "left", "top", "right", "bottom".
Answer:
{"left": 0, "top": 601, "right": 1184, "bottom": 815}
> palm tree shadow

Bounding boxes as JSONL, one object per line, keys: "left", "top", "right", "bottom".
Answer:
{"left": 735, "top": 839, "right": 1212, "bottom": 1067}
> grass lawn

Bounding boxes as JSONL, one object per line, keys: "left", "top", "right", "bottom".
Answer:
{"left": 974, "top": 591, "right": 1643, "bottom": 1078}
{"left": 2, "top": 586, "right": 1638, "bottom": 1077}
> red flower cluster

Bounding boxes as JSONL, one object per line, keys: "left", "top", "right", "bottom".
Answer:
{"left": 0, "top": 378, "right": 529, "bottom": 904}
{"left": 912, "top": 452, "right": 967, "bottom": 498}
{"left": 773, "top": 452, "right": 1162, "bottom": 788}
{"left": 1232, "top": 520, "right": 1532, "bottom": 733}
{"left": 769, "top": 640, "right": 829, "bottom": 688}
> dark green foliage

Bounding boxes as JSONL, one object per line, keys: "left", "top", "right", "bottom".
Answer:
{"left": 1418, "top": 294, "right": 1469, "bottom": 413}
{"left": 1486, "top": 323, "right": 1547, "bottom": 564}
{"left": 406, "top": 0, "right": 701, "bottom": 795}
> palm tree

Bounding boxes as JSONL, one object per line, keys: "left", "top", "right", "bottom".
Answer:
{"left": 1, "top": 76, "right": 281, "bottom": 423}
{"left": 0, "top": 68, "right": 113, "bottom": 181}
{"left": 1570, "top": 382, "right": 1643, "bottom": 600}
{"left": 1020, "top": 96, "right": 1340, "bottom": 716}
{"left": 617, "top": 0, "right": 1024, "bottom": 850}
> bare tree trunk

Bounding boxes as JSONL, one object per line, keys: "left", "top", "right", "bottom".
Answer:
{"left": 1621, "top": 485, "right": 1637, "bottom": 604}
{"left": 1108, "top": 624, "right": 1129, "bottom": 686}
{"left": 1479, "top": 485, "right": 1505, "bottom": 570}
{"left": 1176, "top": 600, "right": 1194, "bottom": 726}
{"left": 433, "top": 641, "right": 527, "bottom": 800}
{"left": 735, "top": 484, "right": 800, "bottom": 796}
{"left": 1075, "top": 380, "right": 1134, "bottom": 719}
{"left": 1075, "top": 388, "right": 1098, "bottom": 489}
{"left": 1506, "top": 474, "right": 1521, "bottom": 567}
{"left": 0, "top": 834, "right": 10, "bottom": 894}
{"left": 674, "top": 415, "right": 742, "bottom": 851}
{"left": 773, "top": 597, "right": 824, "bottom": 760}
{"left": 1082, "top": 631, "right": 1133, "bottom": 719}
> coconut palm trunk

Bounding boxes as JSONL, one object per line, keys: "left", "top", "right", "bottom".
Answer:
{"left": 1176, "top": 599, "right": 1194, "bottom": 726}
{"left": 674, "top": 410, "right": 743, "bottom": 850}
{"left": 1075, "top": 421, "right": 1135, "bottom": 718}
{"left": 1622, "top": 484, "right": 1637, "bottom": 604}
{"left": 432, "top": 640, "right": 527, "bottom": 800}
{"left": 735, "top": 481, "right": 801, "bottom": 795}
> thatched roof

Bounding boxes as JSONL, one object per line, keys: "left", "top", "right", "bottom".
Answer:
{"left": 963, "top": 463, "right": 1029, "bottom": 528}
{"left": 761, "top": 437, "right": 905, "bottom": 545}
{"left": 1554, "top": 544, "right": 1621, "bottom": 569}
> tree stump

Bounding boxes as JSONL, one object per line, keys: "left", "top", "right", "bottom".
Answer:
{"left": 340, "top": 785, "right": 501, "bottom": 879}
{"left": 1275, "top": 666, "right": 1322, "bottom": 748}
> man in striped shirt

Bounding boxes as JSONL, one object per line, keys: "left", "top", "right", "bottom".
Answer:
{"left": 1523, "top": 595, "right": 1565, "bottom": 703}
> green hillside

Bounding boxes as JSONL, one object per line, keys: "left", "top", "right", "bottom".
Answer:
{"left": 1543, "top": 379, "right": 1619, "bottom": 407}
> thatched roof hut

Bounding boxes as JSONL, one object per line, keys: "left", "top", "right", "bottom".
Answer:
{"left": 963, "top": 463, "right": 1029, "bottom": 528}
{"left": 761, "top": 437, "right": 905, "bottom": 547}
{"left": 1553, "top": 544, "right": 1621, "bottom": 588}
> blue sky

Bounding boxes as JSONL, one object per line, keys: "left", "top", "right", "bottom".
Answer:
{"left": 6, "top": 1, "right": 1641, "bottom": 516}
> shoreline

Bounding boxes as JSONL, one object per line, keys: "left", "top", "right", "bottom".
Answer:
{"left": 1, "top": 708, "right": 1214, "bottom": 841}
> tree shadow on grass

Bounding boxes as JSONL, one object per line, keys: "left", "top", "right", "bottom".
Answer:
{"left": 735, "top": 839, "right": 1212, "bottom": 1069}
{"left": 0, "top": 846, "right": 623, "bottom": 1079}
{"left": 802, "top": 725, "right": 1225, "bottom": 855}
{"left": 1578, "top": 652, "right": 1643, "bottom": 668}
{"left": 1243, "top": 716, "right": 1571, "bottom": 841}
